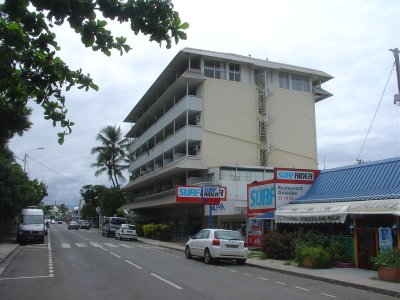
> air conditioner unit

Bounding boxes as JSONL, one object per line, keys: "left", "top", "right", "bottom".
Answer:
{"left": 195, "top": 115, "right": 201, "bottom": 122}
{"left": 194, "top": 145, "right": 201, "bottom": 151}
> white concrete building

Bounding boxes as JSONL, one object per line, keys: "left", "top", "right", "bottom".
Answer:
{"left": 121, "top": 48, "right": 332, "bottom": 238}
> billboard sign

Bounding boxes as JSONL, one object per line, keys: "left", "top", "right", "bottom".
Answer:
{"left": 274, "top": 168, "right": 320, "bottom": 208}
{"left": 176, "top": 185, "right": 226, "bottom": 204}
{"left": 247, "top": 180, "right": 275, "bottom": 219}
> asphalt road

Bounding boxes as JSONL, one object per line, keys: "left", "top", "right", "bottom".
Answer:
{"left": 0, "top": 224, "right": 397, "bottom": 300}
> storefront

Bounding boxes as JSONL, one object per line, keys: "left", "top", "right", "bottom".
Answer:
{"left": 275, "top": 157, "right": 400, "bottom": 269}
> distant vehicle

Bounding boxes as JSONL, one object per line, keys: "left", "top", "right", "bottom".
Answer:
{"left": 16, "top": 206, "right": 45, "bottom": 244}
{"left": 68, "top": 221, "right": 79, "bottom": 230}
{"left": 79, "top": 220, "right": 90, "bottom": 229}
{"left": 185, "top": 229, "right": 248, "bottom": 265}
{"left": 57, "top": 220, "right": 63, "bottom": 224}
{"left": 115, "top": 224, "right": 137, "bottom": 241}
{"left": 50, "top": 219, "right": 56, "bottom": 224}
{"left": 102, "top": 217, "right": 126, "bottom": 237}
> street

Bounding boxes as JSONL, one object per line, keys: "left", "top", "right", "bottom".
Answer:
{"left": 0, "top": 224, "right": 397, "bottom": 300}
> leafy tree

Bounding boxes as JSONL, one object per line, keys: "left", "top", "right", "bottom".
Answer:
{"left": 0, "top": 0, "right": 188, "bottom": 146}
{"left": 0, "top": 145, "right": 48, "bottom": 222}
{"left": 91, "top": 125, "right": 128, "bottom": 189}
{"left": 100, "top": 187, "right": 125, "bottom": 217}
{"left": 80, "top": 202, "right": 97, "bottom": 220}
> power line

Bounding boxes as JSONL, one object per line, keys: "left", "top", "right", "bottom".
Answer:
{"left": 357, "top": 62, "right": 395, "bottom": 161}
{"left": 27, "top": 155, "right": 87, "bottom": 185}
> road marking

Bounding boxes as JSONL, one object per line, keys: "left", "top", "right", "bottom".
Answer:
{"left": 0, "top": 275, "right": 52, "bottom": 281}
{"left": 90, "top": 242, "right": 107, "bottom": 251}
{"left": 295, "top": 286, "right": 310, "bottom": 291}
{"left": 118, "top": 244, "right": 133, "bottom": 248}
{"left": 124, "top": 260, "right": 143, "bottom": 270}
{"left": 217, "top": 267, "right": 226, "bottom": 270}
{"left": 257, "top": 277, "right": 269, "bottom": 281}
{"left": 104, "top": 243, "right": 118, "bottom": 248}
{"left": 321, "top": 293, "right": 336, "bottom": 298}
{"left": 110, "top": 252, "right": 121, "bottom": 258}
{"left": 243, "top": 273, "right": 252, "bottom": 277}
{"left": 61, "top": 243, "right": 71, "bottom": 248}
{"left": 229, "top": 270, "right": 237, "bottom": 273}
{"left": 48, "top": 231, "right": 54, "bottom": 277}
{"left": 75, "top": 243, "right": 87, "bottom": 248}
{"left": 275, "top": 281, "right": 287, "bottom": 285}
{"left": 151, "top": 273, "right": 183, "bottom": 290}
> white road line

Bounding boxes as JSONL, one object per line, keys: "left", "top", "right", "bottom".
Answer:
{"left": 61, "top": 243, "right": 71, "bottom": 248}
{"left": 75, "top": 243, "right": 87, "bottom": 248}
{"left": 275, "top": 281, "right": 287, "bottom": 285}
{"left": 257, "top": 277, "right": 269, "bottom": 281}
{"left": 118, "top": 244, "right": 133, "bottom": 248}
{"left": 110, "top": 252, "right": 121, "bottom": 258}
{"left": 243, "top": 273, "right": 252, "bottom": 277}
{"left": 321, "top": 293, "right": 336, "bottom": 298}
{"left": 151, "top": 273, "right": 183, "bottom": 290}
{"left": 295, "top": 286, "right": 310, "bottom": 291}
{"left": 104, "top": 243, "right": 118, "bottom": 248}
{"left": 124, "top": 260, "right": 143, "bottom": 270}
{"left": 0, "top": 275, "right": 52, "bottom": 281}
{"left": 217, "top": 267, "right": 226, "bottom": 270}
{"left": 48, "top": 231, "right": 54, "bottom": 277}
{"left": 90, "top": 242, "right": 107, "bottom": 251}
{"left": 229, "top": 270, "right": 237, "bottom": 273}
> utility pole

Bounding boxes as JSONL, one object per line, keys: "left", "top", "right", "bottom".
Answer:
{"left": 23, "top": 147, "right": 44, "bottom": 172}
{"left": 390, "top": 48, "right": 400, "bottom": 105}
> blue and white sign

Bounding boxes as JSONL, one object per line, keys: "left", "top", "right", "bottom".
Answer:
{"left": 248, "top": 182, "right": 275, "bottom": 210}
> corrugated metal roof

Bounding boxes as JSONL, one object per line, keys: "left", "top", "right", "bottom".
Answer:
{"left": 292, "top": 157, "right": 400, "bottom": 204}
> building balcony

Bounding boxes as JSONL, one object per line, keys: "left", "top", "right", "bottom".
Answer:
{"left": 128, "top": 95, "right": 202, "bottom": 153}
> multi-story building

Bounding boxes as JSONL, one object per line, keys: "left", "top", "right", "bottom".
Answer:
{"left": 121, "top": 48, "right": 333, "bottom": 238}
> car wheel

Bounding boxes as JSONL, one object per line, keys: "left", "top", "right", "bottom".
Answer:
{"left": 204, "top": 249, "right": 213, "bottom": 264}
{"left": 185, "top": 246, "right": 192, "bottom": 259}
{"left": 114, "top": 234, "right": 118, "bottom": 240}
{"left": 237, "top": 259, "right": 247, "bottom": 265}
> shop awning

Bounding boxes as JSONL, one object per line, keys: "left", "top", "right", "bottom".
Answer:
{"left": 275, "top": 199, "right": 400, "bottom": 224}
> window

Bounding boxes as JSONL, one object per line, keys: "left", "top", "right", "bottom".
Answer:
{"left": 279, "top": 72, "right": 289, "bottom": 89}
{"left": 204, "top": 59, "right": 224, "bottom": 79}
{"left": 291, "top": 73, "right": 309, "bottom": 92}
{"left": 229, "top": 63, "right": 241, "bottom": 82}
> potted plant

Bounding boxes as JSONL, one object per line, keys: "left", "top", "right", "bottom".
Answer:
{"left": 371, "top": 248, "right": 400, "bottom": 282}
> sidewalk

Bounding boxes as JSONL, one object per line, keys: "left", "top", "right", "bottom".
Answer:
{"left": 0, "top": 235, "right": 399, "bottom": 297}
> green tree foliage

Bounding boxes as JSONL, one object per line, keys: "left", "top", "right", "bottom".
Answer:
{"left": 91, "top": 125, "right": 128, "bottom": 189}
{"left": 0, "top": 146, "right": 48, "bottom": 222}
{"left": 100, "top": 187, "right": 125, "bottom": 216}
{"left": 0, "top": 0, "right": 188, "bottom": 146}
{"left": 80, "top": 184, "right": 123, "bottom": 217}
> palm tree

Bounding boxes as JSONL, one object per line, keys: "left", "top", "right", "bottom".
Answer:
{"left": 91, "top": 125, "right": 128, "bottom": 189}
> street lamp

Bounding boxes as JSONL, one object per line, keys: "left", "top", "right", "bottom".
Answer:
{"left": 23, "top": 147, "right": 44, "bottom": 172}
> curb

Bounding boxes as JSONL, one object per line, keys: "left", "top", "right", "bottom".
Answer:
{"left": 245, "top": 262, "right": 400, "bottom": 299}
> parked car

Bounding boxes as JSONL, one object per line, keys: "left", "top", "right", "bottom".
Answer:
{"left": 50, "top": 219, "right": 55, "bottom": 224}
{"left": 79, "top": 220, "right": 90, "bottom": 229}
{"left": 115, "top": 224, "right": 138, "bottom": 241}
{"left": 185, "top": 229, "right": 248, "bottom": 265}
{"left": 102, "top": 217, "right": 126, "bottom": 237}
{"left": 57, "top": 220, "right": 63, "bottom": 224}
{"left": 68, "top": 221, "right": 79, "bottom": 230}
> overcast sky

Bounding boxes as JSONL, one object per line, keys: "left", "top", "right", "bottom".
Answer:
{"left": 9, "top": 0, "right": 400, "bottom": 208}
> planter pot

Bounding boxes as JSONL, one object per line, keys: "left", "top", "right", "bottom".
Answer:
{"left": 334, "top": 261, "right": 356, "bottom": 268}
{"left": 377, "top": 266, "right": 400, "bottom": 282}
{"left": 302, "top": 257, "right": 313, "bottom": 268}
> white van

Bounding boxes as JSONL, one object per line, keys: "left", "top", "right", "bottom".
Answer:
{"left": 16, "top": 206, "right": 45, "bottom": 244}
{"left": 102, "top": 217, "right": 126, "bottom": 237}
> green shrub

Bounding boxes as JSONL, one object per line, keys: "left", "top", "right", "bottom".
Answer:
{"left": 297, "top": 246, "right": 332, "bottom": 269}
{"left": 328, "top": 239, "right": 347, "bottom": 262}
{"left": 262, "top": 231, "right": 300, "bottom": 259}
{"left": 136, "top": 224, "right": 144, "bottom": 237}
{"left": 371, "top": 248, "right": 400, "bottom": 268}
{"left": 142, "top": 223, "right": 172, "bottom": 241}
